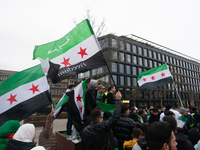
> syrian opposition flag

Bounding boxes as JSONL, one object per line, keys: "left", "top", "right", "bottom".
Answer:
{"left": 33, "top": 19, "right": 107, "bottom": 83}
{"left": 137, "top": 63, "right": 173, "bottom": 92}
{"left": 97, "top": 101, "right": 115, "bottom": 113}
{"left": 53, "top": 94, "right": 69, "bottom": 120}
{"left": 65, "top": 78, "right": 90, "bottom": 132}
{"left": 0, "top": 65, "right": 52, "bottom": 126}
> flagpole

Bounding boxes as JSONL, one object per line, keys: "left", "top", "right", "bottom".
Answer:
{"left": 99, "top": 50, "right": 118, "bottom": 91}
{"left": 172, "top": 82, "right": 183, "bottom": 108}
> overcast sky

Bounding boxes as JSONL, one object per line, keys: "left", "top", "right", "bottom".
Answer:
{"left": 0, "top": 0, "right": 200, "bottom": 71}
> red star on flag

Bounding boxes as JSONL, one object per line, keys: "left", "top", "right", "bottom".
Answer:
{"left": 7, "top": 94, "right": 17, "bottom": 105}
{"left": 151, "top": 76, "right": 155, "bottom": 80}
{"left": 142, "top": 78, "right": 147, "bottom": 82}
{"left": 161, "top": 72, "right": 165, "bottom": 77}
{"left": 77, "top": 47, "right": 88, "bottom": 58}
{"left": 76, "top": 94, "right": 82, "bottom": 102}
{"left": 61, "top": 57, "right": 71, "bottom": 67}
{"left": 29, "top": 84, "right": 39, "bottom": 94}
{"left": 80, "top": 107, "right": 83, "bottom": 113}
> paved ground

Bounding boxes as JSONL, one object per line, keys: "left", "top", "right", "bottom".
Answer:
{"left": 35, "top": 119, "right": 67, "bottom": 145}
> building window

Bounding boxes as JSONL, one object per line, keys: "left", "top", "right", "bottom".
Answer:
{"left": 132, "top": 56, "right": 137, "bottom": 64}
{"left": 120, "top": 76, "right": 124, "bottom": 85}
{"left": 149, "top": 50, "right": 152, "bottom": 58}
{"left": 112, "top": 51, "right": 118, "bottom": 60}
{"left": 132, "top": 78, "right": 137, "bottom": 87}
{"left": 138, "top": 68, "right": 142, "bottom": 75}
{"left": 126, "top": 88, "right": 131, "bottom": 98}
{"left": 55, "top": 89, "right": 57, "bottom": 95}
{"left": 126, "top": 54, "right": 131, "bottom": 63}
{"left": 149, "top": 60, "right": 153, "bottom": 68}
{"left": 166, "top": 56, "right": 169, "bottom": 63}
{"left": 138, "top": 57, "right": 143, "bottom": 66}
{"left": 118, "top": 88, "right": 125, "bottom": 98}
{"left": 120, "top": 41, "right": 125, "bottom": 50}
{"left": 132, "top": 45, "right": 137, "bottom": 53}
{"left": 158, "top": 53, "right": 161, "bottom": 60}
{"left": 119, "top": 64, "right": 124, "bottom": 73}
{"left": 111, "top": 62, "right": 118, "bottom": 72}
{"left": 153, "top": 52, "right": 157, "bottom": 59}
{"left": 126, "top": 65, "right": 131, "bottom": 74}
{"left": 162, "top": 55, "right": 165, "bottom": 62}
{"left": 126, "top": 43, "right": 131, "bottom": 52}
{"left": 99, "top": 38, "right": 109, "bottom": 48}
{"left": 112, "top": 38, "right": 118, "bottom": 48}
{"left": 112, "top": 75, "right": 118, "bottom": 85}
{"left": 127, "top": 77, "right": 131, "bottom": 86}
{"left": 170, "top": 57, "right": 173, "bottom": 64}
{"left": 154, "top": 61, "right": 157, "bottom": 67}
{"left": 144, "top": 58, "right": 148, "bottom": 67}
{"left": 132, "top": 66, "right": 137, "bottom": 75}
{"left": 119, "top": 52, "right": 125, "bottom": 62}
{"left": 138, "top": 47, "right": 143, "bottom": 55}
{"left": 144, "top": 49, "right": 148, "bottom": 56}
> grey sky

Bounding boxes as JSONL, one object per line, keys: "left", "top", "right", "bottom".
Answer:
{"left": 0, "top": 0, "right": 200, "bottom": 71}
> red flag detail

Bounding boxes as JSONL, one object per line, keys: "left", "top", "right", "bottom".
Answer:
{"left": 77, "top": 47, "right": 88, "bottom": 58}
{"left": 29, "top": 84, "right": 39, "bottom": 94}
{"left": 7, "top": 94, "right": 17, "bottom": 105}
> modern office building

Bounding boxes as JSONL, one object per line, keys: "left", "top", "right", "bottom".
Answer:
{"left": 78, "top": 34, "right": 200, "bottom": 108}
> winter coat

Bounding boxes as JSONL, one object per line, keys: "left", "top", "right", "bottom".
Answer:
{"left": 175, "top": 132, "right": 195, "bottom": 150}
{"left": 81, "top": 101, "right": 121, "bottom": 150}
{"left": 4, "top": 138, "right": 36, "bottom": 150}
{"left": 137, "top": 136, "right": 148, "bottom": 150}
{"left": 113, "top": 114, "right": 141, "bottom": 150}
{"left": 39, "top": 114, "right": 57, "bottom": 150}
{"left": 187, "top": 127, "right": 200, "bottom": 146}
{"left": 85, "top": 86, "right": 97, "bottom": 111}
{"left": 148, "top": 114, "right": 160, "bottom": 124}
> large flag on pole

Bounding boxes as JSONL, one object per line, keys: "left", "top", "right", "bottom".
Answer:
{"left": 0, "top": 65, "right": 52, "bottom": 126}
{"left": 97, "top": 101, "right": 115, "bottom": 113}
{"left": 65, "top": 78, "right": 90, "bottom": 132}
{"left": 33, "top": 19, "right": 107, "bottom": 83}
{"left": 137, "top": 63, "right": 173, "bottom": 92}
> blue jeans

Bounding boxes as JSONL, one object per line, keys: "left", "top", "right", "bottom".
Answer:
{"left": 66, "top": 110, "right": 72, "bottom": 136}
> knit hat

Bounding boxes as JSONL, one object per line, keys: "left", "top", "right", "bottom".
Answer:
{"left": 179, "top": 107, "right": 187, "bottom": 114}
{"left": 141, "top": 105, "right": 147, "bottom": 110}
{"left": 98, "top": 85, "right": 105, "bottom": 89}
{"left": 192, "top": 113, "right": 200, "bottom": 123}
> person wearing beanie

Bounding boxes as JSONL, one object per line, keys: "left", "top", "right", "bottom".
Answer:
{"left": 177, "top": 107, "right": 188, "bottom": 128}
{"left": 85, "top": 79, "right": 98, "bottom": 116}
{"left": 185, "top": 106, "right": 199, "bottom": 130}
{"left": 96, "top": 85, "right": 105, "bottom": 99}
{"left": 187, "top": 113, "right": 200, "bottom": 145}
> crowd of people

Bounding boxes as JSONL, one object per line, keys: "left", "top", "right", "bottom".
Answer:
{"left": 1, "top": 79, "right": 200, "bottom": 150}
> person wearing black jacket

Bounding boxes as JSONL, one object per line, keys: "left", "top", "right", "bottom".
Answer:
{"left": 113, "top": 104, "right": 141, "bottom": 150}
{"left": 85, "top": 79, "right": 98, "bottom": 116}
{"left": 81, "top": 91, "right": 122, "bottom": 150}
{"left": 103, "top": 85, "right": 116, "bottom": 104}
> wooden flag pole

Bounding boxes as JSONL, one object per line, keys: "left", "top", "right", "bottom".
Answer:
{"left": 172, "top": 82, "right": 183, "bottom": 108}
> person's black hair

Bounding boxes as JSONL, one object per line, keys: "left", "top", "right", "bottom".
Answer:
{"left": 103, "top": 111, "right": 112, "bottom": 120}
{"left": 90, "top": 109, "right": 101, "bottom": 122}
{"left": 145, "top": 121, "right": 172, "bottom": 150}
{"left": 68, "top": 84, "right": 75, "bottom": 89}
{"left": 108, "top": 85, "right": 115, "bottom": 92}
{"left": 163, "top": 115, "right": 177, "bottom": 133}
{"left": 164, "top": 110, "right": 175, "bottom": 116}
{"left": 140, "top": 123, "right": 149, "bottom": 135}
{"left": 121, "top": 104, "right": 128, "bottom": 114}
{"left": 165, "top": 103, "right": 173, "bottom": 111}
{"left": 191, "top": 106, "right": 197, "bottom": 112}
{"left": 132, "top": 128, "right": 142, "bottom": 138}
{"left": 138, "top": 110, "right": 144, "bottom": 115}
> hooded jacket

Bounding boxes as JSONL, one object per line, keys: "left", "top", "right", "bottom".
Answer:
{"left": 5, "top": 123, "right": 36, "bottom": 150}
{"left": 85, "top": 80, "right": 97, "bottom": 111}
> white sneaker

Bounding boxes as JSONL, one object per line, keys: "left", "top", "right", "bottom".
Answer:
{"left": 66, "top": 135, "right": 72, "bottom": 140}
{"left": 72, "top": 139, "right": 80, "bottom": 144}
